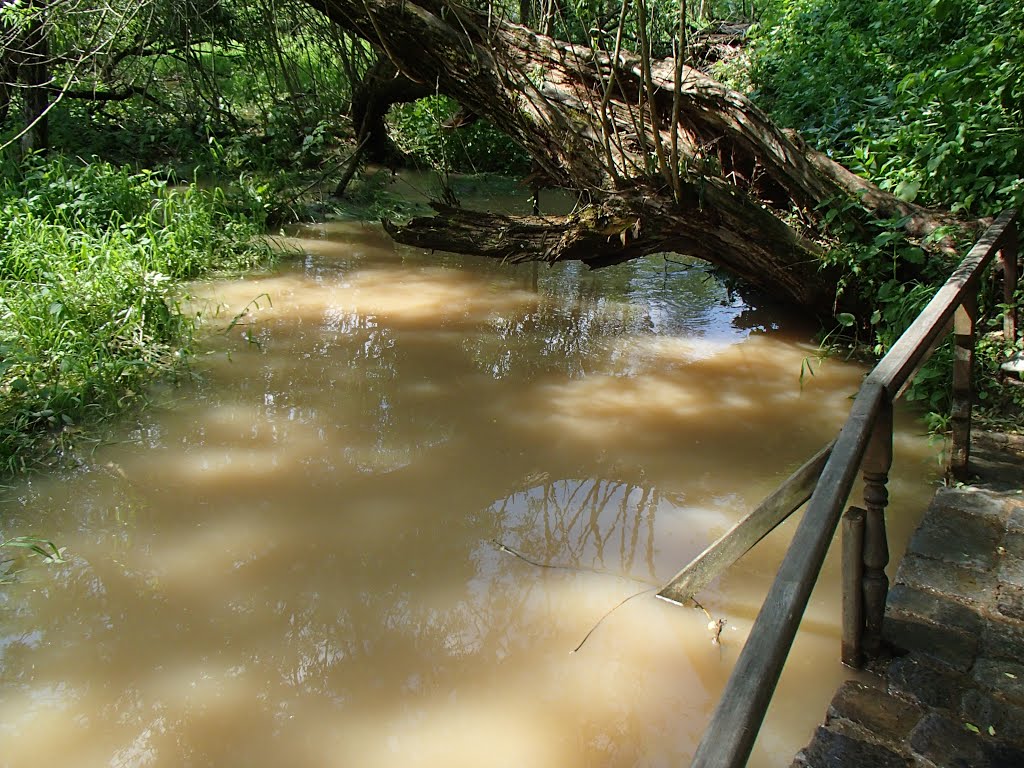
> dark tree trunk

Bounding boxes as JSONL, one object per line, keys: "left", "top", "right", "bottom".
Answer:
{"left": 19, "top": 1, "right": 49, "bottom": 153}
{"left": 302, "top": 0, "right": 958, "bottom": 317}
{"left": 1, "top": 0, "right": 50, "bottom": 153}
{"left": 334, "top": 56, "right": 432, "bottom": 196}
{"left": 0, "top": 46, "right": 12, "bottom": 126}
{"left": 350, "top": 56, "right": 432, "bottom": 166}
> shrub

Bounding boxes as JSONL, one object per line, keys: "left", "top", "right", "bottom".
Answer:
{"left": 0, "top": 157, "right": 277, "bottom": 472}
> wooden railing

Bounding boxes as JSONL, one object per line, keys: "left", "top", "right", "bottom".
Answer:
{"left": 687, "top": 209, "right": 1019, "bottom": 768}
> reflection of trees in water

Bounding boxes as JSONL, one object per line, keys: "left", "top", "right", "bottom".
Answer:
{"left": 182, "top": 252, "right": 746, "bottom": 475}
{"left": 465, "top": 255, "right": 739, "bottom": 380}
{"left": 233, "top": 307, "right": 455, "bottom": 472}
{"left": 0, "top": 459, "right": 704, "bottom": 765}
{"left": 488, "top": 477, "right": 679, "bottom": 585}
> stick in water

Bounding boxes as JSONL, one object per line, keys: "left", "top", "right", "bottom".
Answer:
{"left": 492, "top": 539, "right": 727, "bottom": 650}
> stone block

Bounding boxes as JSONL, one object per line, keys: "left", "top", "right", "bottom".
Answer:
{"left": 883, "top": 615, "right": 978, "bottom": 671}
{"left": 797, "top": 726, "right": 908, "bottom": 768}
{"left": 1001, "top": 531, "right": 1024, "bottom": 561}
{"left": 961, "top": 688, "right": 1024, "bottom": 746}
{"left": 908, "top": 507, "right": 1002, "bottom": 570}
{"left": 827, "top": 680, "right": 923, "bottom": 745}
{"left": 989, "top": 743, "right": 1024, "bottom": 767}
{"left": 932, "top": 487, "right": 1008, "bottom": 523}
{"left": 888, "top": 655, "right": 969, "bottom": 710}
{"left": 1006, "top": 502, "right": 1024, "bottom": 534}
{"left": 909, "top": 713, "right": 994, "bottom": 767}
{"left": 884, "top": 585, "right": 982, "bottom": 670}
{"left": 895, "top": 554, "right": 995, "bottom": 607}
{"left": 1003, "top": 528, "right": 1024, "bottom": 552}
{"left": 972, "top": 658, "right": 1024, "bottom": 705}
{"left": 997, "top": 584, "right": 1024, "bottom": 621}
{"left": 981, "top": 617, "right": 1024, "bottom": 661}
{"left": 998, "top": 554, "right": 1024, "bottom": 590}
{"left": 885, "top": 584, "right": 983, "bottom": 632}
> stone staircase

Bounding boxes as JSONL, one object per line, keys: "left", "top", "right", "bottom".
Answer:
{"left": 793, "top": 437, "right": 1024, "bottom": 768}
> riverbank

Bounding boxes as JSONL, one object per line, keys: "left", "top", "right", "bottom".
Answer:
{"left": 794, "top": 432, "right": 1024, "bottom": 767}
{"left": 0, "top": 158, "right": 278, "bottom": 475}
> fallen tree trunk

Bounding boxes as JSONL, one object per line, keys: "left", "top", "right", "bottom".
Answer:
{"left": 303, "top": 0, "right": 960, "bottom": 316}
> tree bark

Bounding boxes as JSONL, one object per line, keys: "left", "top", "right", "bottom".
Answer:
{"left": 2, "top": 0, "right": 50, "bottom": 153}
{"left": 334, "top": 56, "right": 432, "bottom": 196}
{"left": 350, "top": 56, "right": 432, "bottom": 166}
{"left": 20, "top": 1, "right": 49, "bottom": 153}
{"left": 302, "top": 0, "right": 957, "bottom": 316}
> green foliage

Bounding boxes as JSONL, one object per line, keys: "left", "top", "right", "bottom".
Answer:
{"left": 8, "top": 0, "right": 367, "bottom": 198}
{"left": 820, "top": 215, "right": 1024, "bottom": 420}
{"left": 818, "top": 212, "right": 963, "bottom": 412}
{"left": 750, "top": 0, "right": 1024, "bottom": 215}
{"left": 752, "top": 0, "right": 1024, "bottom": 425}
{"left": 387, "top": 96, "right": 530, "bottom": 176}
{"left": 0, "top": 157, "right": 277, "bottom": 473}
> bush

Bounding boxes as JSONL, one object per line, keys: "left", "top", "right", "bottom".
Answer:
{"left": 751, "top": 0, "right": 1024, "bottom": 424}
{"left": 750, "top": 0, "right": 1024, "bottom": 215}
{"left": 0, "top": 157, "right": 277, "bottom": 473}
{"left": 387, "top": 96, "right": 530, "bottom": 176}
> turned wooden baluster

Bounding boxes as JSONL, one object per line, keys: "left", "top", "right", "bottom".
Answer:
{"left": 950, "top": 291, "right": 978, "bottom": 483}
{"left": 841, "top": 506, "right": 866, "bottom": 668}
{"left": 999, "top": 220, "right": 1018, "bottom": 343}
{"left": 862, "top": 400, "right": 893, "bottom": 658}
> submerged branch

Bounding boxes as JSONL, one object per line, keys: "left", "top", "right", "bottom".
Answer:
{"left": 492, "top": 538, "right": 727, "bottom": 652}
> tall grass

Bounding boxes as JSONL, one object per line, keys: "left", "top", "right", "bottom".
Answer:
{"left": 0, "top": 157, "right": 277, "bottom": 474}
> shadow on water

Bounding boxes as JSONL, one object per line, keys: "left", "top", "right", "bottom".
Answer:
{"left": 0, "top": 218, "right": 942, "bottom": 767}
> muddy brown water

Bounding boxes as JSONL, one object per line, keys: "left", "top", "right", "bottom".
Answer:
{"left": 0, "top": 204, "right": 940, "bottom": 766}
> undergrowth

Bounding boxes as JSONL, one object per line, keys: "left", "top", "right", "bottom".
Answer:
{"left": 750, "top": 0, "right": 1023, "bottom": 216}
{"left": 750, "top": 0, "right": 1024, "bottom": 425}
{"left": 0, "top": 156, "right": 278, "bottom": 474}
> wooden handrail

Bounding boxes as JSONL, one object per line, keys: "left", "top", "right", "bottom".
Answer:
{"left": 690, "top": 209, "right": 1019, "bottom": 767}
{"left": 869, "top": 209, "right": 1017, "bottom": 397}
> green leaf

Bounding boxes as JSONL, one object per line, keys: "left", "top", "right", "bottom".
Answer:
{"left": 0, "top": 536, "right": 65, "bottom": 563}
{"left": 894, "top": 179, "right": 921, "bottom": 202}
{"left": 837, "top": 312, "right": 856, "bottom": 327}
{"left": 900, "top": 247, "right": 925, "bottom": 265}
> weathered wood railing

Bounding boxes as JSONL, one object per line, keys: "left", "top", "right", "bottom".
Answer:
{"left": 685, "top": 209, "right": 1019, "bottom": 768}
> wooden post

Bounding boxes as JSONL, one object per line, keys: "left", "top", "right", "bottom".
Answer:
{"left": 950, "top": 291, "right": 978, "bottom": 482}
{"left": 842, "top": 506, "right": 866, "bottom": 668}
{"left": 1000, "top": 221, "right": 1018, "bottom": 343}
{"left": 861, "top": 399, "right": 892, "bottom": 658}
{"left": 689, "top": 383, "right": 885, "bottom": 768}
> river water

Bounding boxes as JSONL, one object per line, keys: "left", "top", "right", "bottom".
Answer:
{"left": 0, "top": 196, "right": 940, "bottom": 767}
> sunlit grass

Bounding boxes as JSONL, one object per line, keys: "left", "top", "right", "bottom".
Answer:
{"left": 0, "top": 156, "right": 280, "bottom": 473}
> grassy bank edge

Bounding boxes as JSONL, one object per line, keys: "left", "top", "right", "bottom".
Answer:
{"left": 0, "top": 156, "right": 283, "bottom": 477}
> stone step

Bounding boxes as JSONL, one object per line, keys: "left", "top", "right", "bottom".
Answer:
{"left": 792, "top": 439, "right": 1024, "bottom": 768}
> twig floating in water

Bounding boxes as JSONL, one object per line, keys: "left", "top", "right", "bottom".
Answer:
{"left": 491, "top": 539, "right": 729, "bottom": 650}
{"left": 571, "top": 587, "right": 658, "bottom": 654}
{"left": 491, "top": 539, "right": 658, "bottom": 585}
